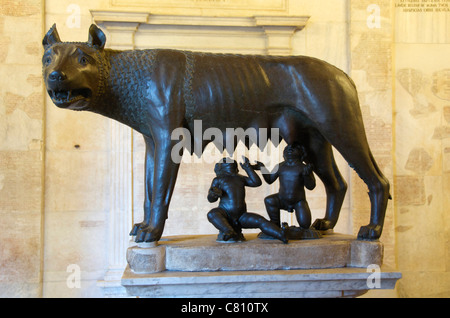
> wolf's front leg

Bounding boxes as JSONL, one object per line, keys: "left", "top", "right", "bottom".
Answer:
{"left": 134, "top": 136, "right": 182, "bottom": 242}
{"left": 130, "top": 136, "right": 155, "bottom": 238}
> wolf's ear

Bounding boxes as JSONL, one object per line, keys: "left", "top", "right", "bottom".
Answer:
{"left": 88, "top": 24, "right": 106, "bottom": 49}
{"left": 43, "top": 24, "right": 61, "bottom": 48}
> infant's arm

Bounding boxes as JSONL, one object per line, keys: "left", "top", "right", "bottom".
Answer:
{"left": 207, "top": 178, "right": 222, "bottom": 202}
{"left": 240, "top": 157, "right": 262, "bottom": 187}
{"left": 303, "top": 164, "right": 316, "bottom": 190}
{"left": 256, "top": 162, "right": 280, "bottom": 185}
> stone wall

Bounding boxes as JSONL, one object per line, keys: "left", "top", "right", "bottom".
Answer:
{"left": 394, "top": 1, "right": 450, "bottom": 297}
{"left": 0, "top": 0, "right": 45, "bottom": 297}
{"left": 349, "top": 0, "right": 395, "bottom": 269}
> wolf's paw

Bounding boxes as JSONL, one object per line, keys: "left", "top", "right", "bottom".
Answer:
{"left": 311, "top": 218, "right": 334, "bottom": 231}
{"left": 129, "top": 222, "right": 146, "bottom": 236}
{"left": 357, "top": 224, "right": 382, "bottom": 241}
{"left": 131, "top": 224, "right": 162, "bottom": 242}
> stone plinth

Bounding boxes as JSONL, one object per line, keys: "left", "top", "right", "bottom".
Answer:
{"left": 126, "top": 243, "right": 165, "bottom": 274}
{"left": 122, "top": 233, "right": 401, "bottom": 298}
{"left": 126, "top": 233, "right": 383, "bottom": 273}
{"left": 121, "top": 265, "right": 401, "bottom": 298}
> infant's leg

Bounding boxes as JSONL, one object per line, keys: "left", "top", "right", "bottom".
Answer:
{"left": 294, "top": 200, "right": 312, "bottom": 229}
{"left": 207, "top": 208, "right": 237, "bottom": 240}
{"left": 264, "top": 194, "right": 282, "bottom": 227}
{"left": 239, "top": 213, "right": 288, "bottom": 243}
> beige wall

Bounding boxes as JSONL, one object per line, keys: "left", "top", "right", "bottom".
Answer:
{"left": 0, "top": 0, "right": 45, "bottom": 297}
{"left": 394, "top": 3, "right": 450, "bottom": 297}
{"left": 0, "top": 0, "right": 448, "bottom": 297}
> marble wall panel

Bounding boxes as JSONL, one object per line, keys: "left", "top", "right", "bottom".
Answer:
{"left": 394, "top": 42, "right": 450, "bottom": 297}
{"left": 349, "top": 0, "right": 395, "bottom": 268}
{"left": 45, "top": 99, "right": 110, "bottom": 152}
{"left": 42, "top": 210, "right": 107, "bottom": 297}
{"left": 44, "top": 151, "right": 109, "bottom": 213}
{"left": 0, "top": 0, "right": 45, "bottom": 297}
{"left": 0, "top": 210, "right": 42, "bottom": 297}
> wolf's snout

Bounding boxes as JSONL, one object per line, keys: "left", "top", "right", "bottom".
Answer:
{"left": 49, "top": 70, "right": 67, "bottom": 82}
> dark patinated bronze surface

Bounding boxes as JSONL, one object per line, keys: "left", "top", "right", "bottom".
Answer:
{"left": 42, "top": 24, "right": 390, "bottom": 242}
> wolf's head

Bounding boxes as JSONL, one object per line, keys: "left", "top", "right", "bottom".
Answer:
{"left": 42, "top": 24, "right": 107, "bottom": 111}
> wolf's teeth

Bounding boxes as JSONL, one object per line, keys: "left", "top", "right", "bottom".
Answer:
{"left": 67, "top": 90, "right": 72, "bottom": 101}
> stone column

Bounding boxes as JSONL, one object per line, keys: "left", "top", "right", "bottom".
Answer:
{"left": 255, "top": 16, "right": 308, "bottom": 55}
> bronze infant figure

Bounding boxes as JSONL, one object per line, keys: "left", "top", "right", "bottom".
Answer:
{"left": 207, "top": 157, "right": 289, "bottom": 244}
{"left": 254, "top": 144, "right": 321, "bottom": 240}
{"left": 42, "top": 24, "right": 390, "bottom": 242}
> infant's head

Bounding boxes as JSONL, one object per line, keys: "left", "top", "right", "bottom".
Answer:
{"left": 283, "top": 143, "right": 306, "bottom": 161}
{"left": 214, "top": 158, "right": 238, "bottom": 176}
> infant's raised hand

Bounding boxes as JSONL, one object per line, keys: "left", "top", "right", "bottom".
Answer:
{"left": 251, "top": 161, "right": 265, "bottom": 170}
{"left": 240, "top": 156, "right": 251, "bottom": 169}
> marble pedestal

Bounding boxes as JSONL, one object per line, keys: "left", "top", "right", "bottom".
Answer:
{"left": 122, "top": 233, "right": 401, "bottom": 298}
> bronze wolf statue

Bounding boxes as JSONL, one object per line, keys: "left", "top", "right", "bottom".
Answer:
{"left": 42, "top": 24, "right": 390, "bottom": 242}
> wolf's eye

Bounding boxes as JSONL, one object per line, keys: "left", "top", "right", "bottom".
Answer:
{"left": 79, "top": 56, "right": 89, "bottom": 65}
{"left": 44, "top": 56, "right": 52, "bottom": 65}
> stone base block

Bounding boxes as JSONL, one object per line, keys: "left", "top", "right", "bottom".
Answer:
{"left": 126, "top": 244, "right": 165, "bottom": 274}
{"left": 126, "top": 233, "right": 384, "bottom": 274}
{"left": 350, "top": 239, "right": 384, "bottom": 267}
{"left": 123, "top": 233, "right": 401, "bottom": 298}
{"left": 121, "top": 265, "right": 401, "bottom": 298}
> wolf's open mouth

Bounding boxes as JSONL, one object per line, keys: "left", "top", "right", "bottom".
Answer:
{"left": 48, "top": 88, "right": 92, "bottom": 106}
